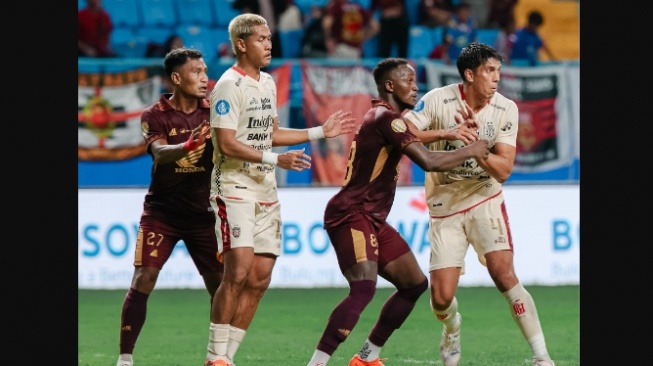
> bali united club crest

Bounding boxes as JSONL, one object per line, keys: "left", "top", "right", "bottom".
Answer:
{"left": 231, "top": 224, "right": 241, "bottom": 238}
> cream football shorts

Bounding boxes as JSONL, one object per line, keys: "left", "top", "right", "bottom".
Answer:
{"left": 210, "top": 195, "right": 282, "bottom": 256}
{"left": 428, "top": 192, "right": 513, "bottom": 272}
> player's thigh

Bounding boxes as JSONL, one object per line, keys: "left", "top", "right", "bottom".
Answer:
{"left": 135, "top": 215, "right": 182, "bottom": 269}
{"left": 327, "top": 214, "right": 381, "bottom": 274}
{"left": 253, "top": 201, "right": 282, "bottom": 256}
{"left": 427, "top": 214, "right": 469, "bottom": 271}
{"left": 210, "top": 195, "right": 257, "bottom": 253}
{"left": 376, "top": 223, "right": 424, "bottom": 287}
{"left": 466, "top": 194, "right": 513, "bottom": 267}
{"left": 183, "top": 221, "right": 224, "bottom": 277}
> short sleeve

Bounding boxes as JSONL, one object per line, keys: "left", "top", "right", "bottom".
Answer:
{"left": 404, "top": 91, "right": 438, "bottom": 131}
{"left": 377, "top": 112, "right": 420, "bottom": 150}
{"left": 141, "top": 108, "right": 165, "bottom": 147}
{"left": 210, "top": 79, "right": 242, "bottom": 130}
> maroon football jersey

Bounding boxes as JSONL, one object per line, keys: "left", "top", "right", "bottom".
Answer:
{"left": 140, "top": 94, "right": 214, "bottom": 223}
{"left": 324, "top": 99, "right": 420, "bottom": 229}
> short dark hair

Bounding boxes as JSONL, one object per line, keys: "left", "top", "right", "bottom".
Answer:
{"left": 456, "top": 42, "right": 503, "bottom": 81}
{"left": 163, "top": 47, "right": 203, "bottom": 77}
{"left": 528, "top": 10, "right": 544, "bottom": 26}
{"left": 372, "top": 58, "right": 409, "bottom": 87}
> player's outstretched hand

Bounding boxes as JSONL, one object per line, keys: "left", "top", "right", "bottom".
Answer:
{"left": 455, "top": 102, "right": 479, "bottom": 128}
{"left": 194, "top": 121, "right": 210, "bottom": 141}
{"left": 277, "top": 148, "right": 312, "bottom": 171}
{"left": 445, "top": 102, "right": 479, "bottom": 145}
{"left": 466, "top": 139, "right": 490, "bottom": 160}
{"left": 322, "top": 110, "right": 357, "bottom": 138}
{"left": 184, "top": 121, "right": 210, "bottom": 151}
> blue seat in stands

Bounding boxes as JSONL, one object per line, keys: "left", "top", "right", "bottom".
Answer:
{"left": 294, "top": 0, "right": 329, "bottom": 16}
{"left": 278, "top": 29, "right": 304, "bottom": 58}
{"left": 176, "top": 24, "right": 216, "bottom": 62}
{"left": 110, "top": 27, "right": 149, "bottom": 58}
{"left": 362, "top": 34, "right": 378, "bottom": 58}
{"left": 136, "top": 26, "right": 174, "bottom": 45}
{"left": 476, "top": 28, "right": 500, "bottom": 46}
{"left": 407, "top": 25, "right": 435, "bottom": 59}
{"left": 212, "top": 0, "right": 241, "bottom": 27}
{"left": 351, "top": 0, "right": 372, "bottom": 9}
{"left": 405, "top": 0, "right": 421, "bottom": 25}
{"left": 175, "top": 0, "right": 214, "bottom": 25}
{"left": 102, "top": 0, "right": 141, "bottom": 27}
{"left": 208, "top": 26, "right": 232, "bottom": 58}
{"left": 138, "top": 0, "right": 177, "bottom": 27}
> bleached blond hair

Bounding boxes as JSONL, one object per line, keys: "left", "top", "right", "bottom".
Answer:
{"left": 228, "top": 13, "right": 268, "bottom": 55}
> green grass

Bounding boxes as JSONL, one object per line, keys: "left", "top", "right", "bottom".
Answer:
{"left": 79, "top": 286, "right": 579, "bottom": 366}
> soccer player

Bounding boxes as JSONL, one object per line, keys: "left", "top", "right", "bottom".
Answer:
{"left": 116, "top": 48, "right": 223, "bottom": 366}
{"left": 403, "top": 42, "right": 556, "bottom": 366}
{"left": 305, "top": 58, "right": 490, "bottom": 366}
{"left": 203, "top": 13, "right": 357, "bottom": 366}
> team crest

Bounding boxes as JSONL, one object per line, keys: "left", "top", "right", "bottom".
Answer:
{"left": 215, "top": 100, "right": 230, "bottom": 115}
{"left": 414, "top": 99, "right": 425, "bottom": 112}
{"left": 484, "top": 121, "right": 495, "bottom": 139}
{"left": 391, "top": 118, "right": 407, "bottom": 133}
{"left": 231, "top": 224, "right": 241, "bottom": 238}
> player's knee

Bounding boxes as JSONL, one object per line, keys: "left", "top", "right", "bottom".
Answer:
{"left": 349, "top": 279, "right": 376, "bottom": 306}
{"left": 132, "top": 266, "right": 160, "bottom": 291}
{"left": 398, "top": 278, "right": 428, "bottom": 302}
{"left": 429, "top": 287, "right": 455, "bottom": 310}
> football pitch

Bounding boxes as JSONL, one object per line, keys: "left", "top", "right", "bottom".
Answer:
{"left": 78, "top": 285, "right": 579, "bottom": 366}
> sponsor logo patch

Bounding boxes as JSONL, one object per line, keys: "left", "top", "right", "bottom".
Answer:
{"left": 391, "top": 118, "right": 407, "bottom": 133}
{"left": 414, "top": 99, "right": 425, "bottom": 112}
{"left": 215, "top": 100, "right": 230, "bottom": 115}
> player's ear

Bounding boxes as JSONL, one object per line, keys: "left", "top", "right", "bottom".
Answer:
{"left": 384, "top": 80, "right": 393, "bottom": 93}
{"left": 236, "top": 38, "right": 247, "bottom": 53}
{"left": 170, "top": 72, "right": 181, "bottom": 85}
{"left": 464, "top": 69, "right": 473, "bottom": 83}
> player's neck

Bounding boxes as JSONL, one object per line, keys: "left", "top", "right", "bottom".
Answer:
{"left": 235, "top": 61, "right": 261, "bottom": 81}
{"left": 461, "top": 85, "right": 489, "bottom": 113}
{"left": 169, "top": 93, "right": 199, "bottom": 114}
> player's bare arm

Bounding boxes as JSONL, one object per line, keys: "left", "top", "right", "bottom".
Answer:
{"left": 405, "top": 117, "right": 479, "bottom": 145}
{"left": 475, "top": 142, "right": 516, "bottom": 183}
{"left": 150, "top": 121, "right": 210, "bottom": 164}
{"left": 214, "top": 127, "right": 312, "bottom": 170}
{"left": 272, "top": 110, "right": 356, "bottom": 146}
{"left": 404, "top": 139, "right": 489, "bottom": 172}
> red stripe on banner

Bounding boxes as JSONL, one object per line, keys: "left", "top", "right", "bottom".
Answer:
{"left": 270, "top": 63, "right": 291, "bottom": 107}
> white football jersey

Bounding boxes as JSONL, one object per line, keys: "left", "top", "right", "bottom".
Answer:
{"left": 403, "top": 83, "right": 518, "bottom": 216}
{"left": 209, "top": 66, "right": 279, "bottom": 202}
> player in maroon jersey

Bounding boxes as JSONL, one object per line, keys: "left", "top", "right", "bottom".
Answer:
{"left": 116, "top": 48, "right": 223, "bottom": 366}
{"left": 306, "top": 58, "right": 490, "bottom": 366}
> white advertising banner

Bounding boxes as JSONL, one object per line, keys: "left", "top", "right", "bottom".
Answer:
{"left": 78, "top": 186, "right": 579, "bottom": 289}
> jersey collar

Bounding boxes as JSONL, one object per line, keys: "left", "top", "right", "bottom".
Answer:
{"left": 458, "top": 83, "right": 491, "bottom": 105}
{"left": 371, "top": 99, "right": 395, "bottom": 112}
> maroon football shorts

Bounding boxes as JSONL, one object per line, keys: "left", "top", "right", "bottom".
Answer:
{"left": 134, "top": 214, "right": 223, "bottom": 275}
{"left": 327, "top": 213, "right": 411, "bottom": 274}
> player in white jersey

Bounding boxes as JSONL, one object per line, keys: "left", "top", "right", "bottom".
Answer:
{"left": 403, "top": 43, "right": 555, "bottom": 366}
{"left": 203, "top": 13, "right": 356, "bottom": 366}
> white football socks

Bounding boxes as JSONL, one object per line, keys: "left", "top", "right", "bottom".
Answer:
{"left": 502, "top": 282, "right": 551, "bottom": 360}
